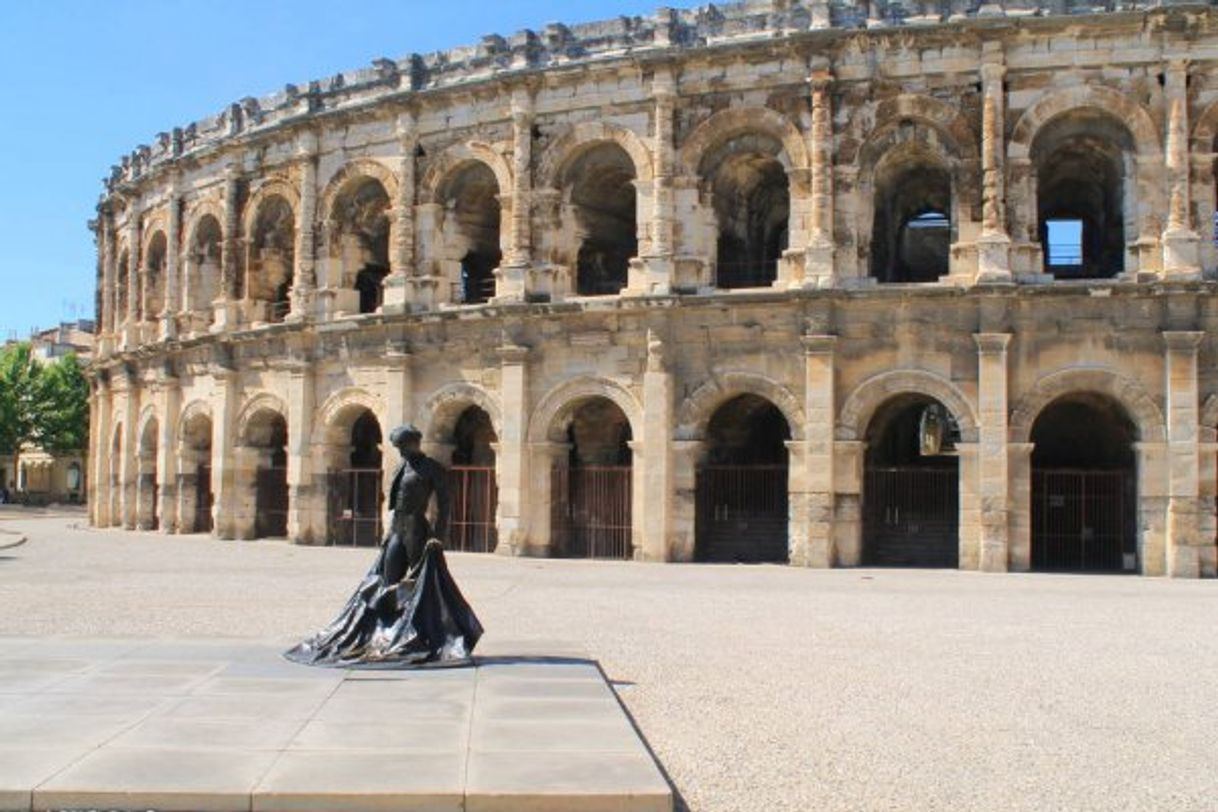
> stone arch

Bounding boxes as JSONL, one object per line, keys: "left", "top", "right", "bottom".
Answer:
{"left": 177, "top": 400, "right": 213, "bottom": 442}
{"left": 136, "top": 405, "right": 160, "bottom": 449}
{"left": 420, "top": 141, "right": 513, "bottom": 205}
{"left": 319, "top": 158, "right": 400, "bottom": 225}
{"left": 314, "top": 387, "right": 384, "bottom": 447}
{"left": 848, "top": 94, "right": 978, "bottom": 166}
{"left": 537, "top": 121, "right": 655, "bottom": 188}
{"left": 1201, "top": 392, "right": 1218, "bottom": 435}
{"left": 183, "top": 198, "right": 226, "bottom": 249}
{"left": 236, "top": 392, "right": 289, "bottom": 444}
{"left": 1009, "top": 86, "right": 1161, "bottom": 161}
{"left": 837, "top": 370, "right": 979, "bottom": 442}
{"left": 1191, "top": 99, "right": 1218, "bottom": 154}
{"left": 676, "top": 372, "right": 806, "bottom": 442}
{"left": 1009, "top": 368, "right": 1166, "bottom": 444}
{"left": 528, "top": 376, "right": 643, "bottom": 444}
{"left": 141, "top": 220, "right": 170, "bottom": 260}
{"left": 420, "top": 383, "right": 503, "bottom": 444}
{"left": 677, "top": 106, "right": 809, "bottom": 177}
{"left": 242, "top": 178, "right": 301, "bottom": 237}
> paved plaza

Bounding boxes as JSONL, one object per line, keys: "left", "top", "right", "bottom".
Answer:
{"left": 1, "top": 509, "right": 1217, "bottom": 811}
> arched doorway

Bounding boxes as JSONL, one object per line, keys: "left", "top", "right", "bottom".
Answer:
{"left": 562, "top": 143, "right": 638, "bottom": 296}
{"left": 696, "top": 394, "right": 791, "bottom": 563}
{"left": 187, "top": 215, "right": 221, "bottom": 331}
{"left": 244, "top": 410, "right": 289, "bottom": 539}
{"left": 551, "top": 398, "right": 633, "bottom": 559}
{"left": 136, "top": 417, "right": 159, "bottom": 531}
{"left": 709, "top": 151, "right": 789, "bottom": 289}
{"left": 448, "top": 406, "right": 498, "bottom": 552}
{"left": 327, "top": 409, "right": 383, "bottom": 547}
{"left": 330, "top": 178, "right": 391, "bottom": 314}
{"left": 246, "top": 196, "right": 295, "bottom": 323}
{"left": 870, "top": 155, "right": 952, "bottom": 283}
{"left": 109, "top": 423, "right": 123, "bottom": 525}
{"left": 862, "top": 395, "right": 960, "bottom": 567}
{"left": 178, "top": 412, "right": 213, "bottom": 533}
{"left": 1030, "top": 393, "right": 1137, "bottom": 572}
{"left": 438, "top": 163, "right": 502, "bottom": 305}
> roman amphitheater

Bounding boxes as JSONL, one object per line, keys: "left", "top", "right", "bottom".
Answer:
{"left": 87, "top": 0, "right": 1218, "bottom": 577}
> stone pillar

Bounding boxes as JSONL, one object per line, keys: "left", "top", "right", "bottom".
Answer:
{"left": 161, "top": 180, "right": 181, "bottom": 340}
{"left": 495, "top": 343, "right": 530, "bottom": 553}
{"left": 1007, "top": 442, "right": 1034, "bottom": 571}
{"left": 384, "top": 113, "right": 417, "bottom": 314}
{"left": 976, "top": 44, "right": 1013, "bottom": 283}
{"left": 1164, "top": 330, "right": 1205, "bottom": 576}
{"left": 638, "top": 330, "right": 673, "bottom": 561}
{"left": 800, "top": 334, "right": 836, "bottom": 566}
{"left": 123, "top": 213, "right": 141, "bottom": 348}
{"left": 285, "top": 360, "right": 316, "bottom": 543}
{"left": 210, "top": 368, "right": 240, "bottom": 538}
{"left": 804, "top": 70, "right": 836, "bottom": 288}
{"left": 669, "top": 440, "right": 701, "bottom": 562}
{"left": 99, "top": 207, "right": 116, "bottom": 349}
{"left": 290, "top": 132, "right": 319, "bottom": 320}
{"left": 525, "top": 441, "right": 568, "bottom": 557}
{"left": 1136, "top": 440, "right": 1170, "bottom": 576}
{"left": 832, "top": 440, "right": 865, "bottom": 566}
{"left": 119, "top": 374, "right": 139, "bottom": 529}
{"left": 956, "top": 442, "right": 981, "bottom": 568}
{"left": 157, "top": 373, "right": 180, "bottom": 532}
{"left": 382, "top": 346, "right": 413, "bottom": 500}
{"left": 496, "top": 89, "right": 533, "bottom": 302}
{"left": 1162, "top": 60, "right": 1201, "bottom": 280}
{"left": 974, "top": 333, "right": 1012, "bottom": 570}
{"left": 633, "top": 66, "right": 677, "bottom": 294}
{"left": 92, "top": 378, "right": 112, "bottom": 526}
{"left": 213, "top": 161, "right": 242, "bottom": 331}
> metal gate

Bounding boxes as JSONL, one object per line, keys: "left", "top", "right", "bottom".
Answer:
{"left": 696, "top": 465, "right": 788, "bottom": 562}
{"left": 327, "top": 468, "right": 383, "bottom": 547}
{"left": 863, "top": 466, "right": 959, "bottom": 567}
{"left": 1032, "top": 468, "right": 1134, "bottom": 572}
{"left": 254, "top": 466, "right": 289, "bottom": 538}
{"left": 195, "top": 463, "right": 213, "bottom": 533}
{"left": 551, "top": 465, "right": 632, "bottom": 559}
{"left": 449, "top": 466, "right": 497, "bottom": 553}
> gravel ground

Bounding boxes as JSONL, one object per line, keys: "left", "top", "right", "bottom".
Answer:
{"left": 2, "top": 508, "right": 1217, "bottom": 811}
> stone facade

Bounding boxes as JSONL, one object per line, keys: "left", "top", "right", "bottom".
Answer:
{"left": 88, "top": 0, "right": 1218, "bottom": 576}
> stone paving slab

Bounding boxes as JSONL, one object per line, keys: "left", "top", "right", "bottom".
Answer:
{"left": 0, "top": 638, "right": 672, "bottom": 812}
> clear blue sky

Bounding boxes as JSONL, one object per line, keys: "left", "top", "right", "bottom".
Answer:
{"left": 0, "top": 0, "right": 660, "bottom": 341}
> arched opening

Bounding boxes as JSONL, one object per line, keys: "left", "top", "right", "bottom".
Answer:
{"left": 136, "top": 417, "right": 159, "bottom": 531}
{"left": 1031, "top": 393, "right": 1137, "bottom": 572}
{"left": 143, "top": 232, "right": 167, "bottom": 324}
{"left": 551, "top": 397, "right": 633, "bottom": 559}
{"left": 439, "top": 163, "right": 501, "bottom": 305}
{"left": 705, "top": 136, "right": 789, "bottom": 289}
{"left": 178, "top": 412, "right": 213, "bottom": 533}
{"left": 862, "top": 395, "right": 960, "bottom": 567}
{"left": 246, "top": 196, "right": 295, "bottom": 323}
{"left": 1033, "top": 110, "right": 1133, "bottom": 279}
{"left": 109, "top": 423, "right": 122, "bottom": 524}
{"left": 115, "top": 249, "right": 130, "bottom": 326}
{"left": 563, "top": 143, "right": 638, "bottom": 296}
{"left": 188, "top": 216, "right": 222, "bottom": 328}
{"left": 332, "top": 178, "right": 390, "bottom": 314}
{"left": 695, "top": 394, "right": 791, "bottom": 563}
{"left": 448, "top": 406, "right": 498, "bottom": 553}
{"left": 243, "top": 410, "right": 289, "bottom": 539}
{"left": 327, "top": 409, "right": 383, "bottom": 547}
{"left": 870, "top": 156, "right": 952, "bottom": 283}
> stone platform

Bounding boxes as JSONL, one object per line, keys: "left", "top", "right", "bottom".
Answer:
{"left": 0, "top": 638, "right": 672, "bottom": 812}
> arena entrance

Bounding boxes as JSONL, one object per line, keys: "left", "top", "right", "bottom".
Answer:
{"left": 448, "top": 406, "right": 498, "bottom": 553}
{"left": 179, "top": 412, "right": 213, "bottom": 533}
{"left": 137, "top": 417, "right": 159, "bottom": 531}
{"left": 862, "top": 395, "right": 960, "bottom": 568}
{"left": 1030, "top": 393, "right": 1137, "bottom": 573}
{"left": 551, "top": 398, "right": 633, "bottom": 560}
{"left": 327, "top": 410, "right": 383, "bottom": 547}
{"left": 246, "top": 411, "right": 289, "bottom": 539}
{"left": 696, "top": 394, "right": 791, "bottom": 563}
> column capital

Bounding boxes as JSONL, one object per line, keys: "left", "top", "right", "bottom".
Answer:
{"left": 807, "top": 69, "right": 834, "bottom": 90}
{"left": 801, "top": 333, "right": 837, "bottom": 355}
{"left": 973, "top": 332, "right": 1012, "bottom": 353}
{"left": 496, "top": 343, "right": 530, "bottom": 365}
{"left": 1163, "top": 330, "right": 1204, "bottom": 352}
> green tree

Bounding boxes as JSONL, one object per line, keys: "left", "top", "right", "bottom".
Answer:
{"left": 37, "top": 352, "right": 89, "bottom": 453}
{"left": 0, "top": 342, "right": 43, "bottom": 487}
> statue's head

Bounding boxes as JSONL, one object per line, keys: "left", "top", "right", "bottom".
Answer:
{"left": 389, "top": 424, "right": 423, "bottom": 455}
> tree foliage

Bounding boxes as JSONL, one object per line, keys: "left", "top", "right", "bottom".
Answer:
{"left": 0, "top": 343, "right": 90, "bottom": 461}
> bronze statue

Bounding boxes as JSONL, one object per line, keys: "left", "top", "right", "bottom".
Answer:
{"left": 285, "top": 424, "right": 483, "bottom": 667}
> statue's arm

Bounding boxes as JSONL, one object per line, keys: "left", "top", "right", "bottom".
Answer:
{"left": 431, "top": 461, "right": 451, "bottom": 541}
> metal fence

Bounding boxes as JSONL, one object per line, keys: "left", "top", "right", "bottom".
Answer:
{"left": 254, "top": 466, "right": 289, "bottom": 538}
{"left": 551, "top": 465, "right": 633, "bottom": 560}
{"left": 862, "top": 466, "right": 958, "bottom": 567}
{"left": 695, "top": 465, "right": 788, "bottom": 562}
{"left": 1032, "top": 468, "right": 1133, "bottom": 572}
{"left": 327, "top": 468, "right": 383, "bottom": 547}
{"left": 449, "top": 466, "right": 497, "bottom": 553}
{"left": 194, "top": 463, "right": 213, "bottom": 533}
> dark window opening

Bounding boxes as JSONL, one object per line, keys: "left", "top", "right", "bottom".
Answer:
{"left": 567, "top": 144, "right": 637, "bottom": 296}
{"left": 355, "top": 266, "right": 389, "bottom": 314}
{"left": 460, "top": 250, "right": 500, "bottom": 304}
{"left": 711, "top": 152, "right": 789, "bottom": 289}
{"left": 871, "top": 161, "right": 951, "bottom": 283}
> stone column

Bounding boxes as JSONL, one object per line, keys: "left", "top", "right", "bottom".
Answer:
{"left": 290, "top": 132, "right": 319, "bottom": 320}
{"left": 634, "top": 65, "right": 677, "bottom": 294}
{"left": 157, "top": 373, "right": 180, "bottom": 532}
{"left": 382, "top": 346, "right": 413, "bottom": 499}
{"left": 384, "top": 113, "right": 417, "bottom": 314}
{"left": 974, "top": 333, "right": 1012, "bottom": 571}
{"left": 161, "top": 179, "right": 181, "bottom": 340}
{"left": 804, "top": 70, "right": 836, "bottom": 287}
{"left": 285, "top": 360, "right": 316, "bottom": 543}
{"left": 638, "top": 330, "right": 673, "bottom": 561}
{"left": 92, "top": 377, "right": 112, "bottom": 526}
{"left": 1164, "top": 330, "right": 1204, "bottom": 576}
{"left": 496, "top": 89, "right": 533, "bottom": 302}
{"left": 213, "top": 161, "right": 242, "bottom": 331}
{"left": 1136, "top": 440, "right": 1170, "bottom": 576}
{"left": 495, "top": 343, "right": 530, "bottom": 553}
{"left": 1162, "top": 60, "right": 1201, "bottom": 280}
{"left": 976, "top": 44, "right": 1013, "bottom": 283}
{"left": 832, "top": 440, "right": 865, "bottom": 565}
{"left": 210, "top": 368, "right": 240, "bottom": 538}
{"left": 123, "top": 213, "right": 141, "bottom": 348}
{"left": 99, "top": 207, "right": 115, "bottom": 343}
{"left": 119, "top": 373, "right": 139, "bottom": 529}
{"left": 1007, "top": 442, "right": 1034, "bottom": 571}
{"left": 800, "top": 334, "right": 836, "bottom": 566}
